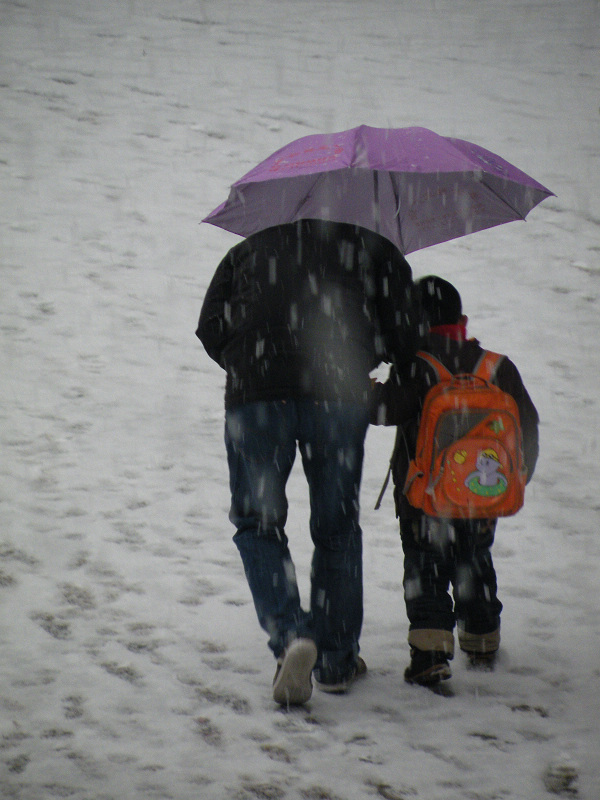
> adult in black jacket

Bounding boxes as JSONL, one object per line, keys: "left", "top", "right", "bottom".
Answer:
{"left": 372, "top": 276, "right": 539, "bottom": 686}
{"left": 197, "top": 220, "right": 422, "bottom": 704}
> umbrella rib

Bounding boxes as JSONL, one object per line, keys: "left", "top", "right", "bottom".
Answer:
{"left": 479, "top": 176, "right": 528, "bottom": 221}
{"left": 288, "top": 173, "right": 327, "bottom": 220}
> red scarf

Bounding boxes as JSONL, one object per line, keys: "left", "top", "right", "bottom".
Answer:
{"left": 430, "top": 316, "right": 468, "bottom": 342}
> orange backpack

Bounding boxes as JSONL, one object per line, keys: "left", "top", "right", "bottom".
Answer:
{"left": 404, "top": 350, "right": 527, "bottom": 519}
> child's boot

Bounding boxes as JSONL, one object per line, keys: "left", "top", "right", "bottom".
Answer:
{"left": 459, "top": 627, "right": 500, "bottom": 670}
{"left": 404, "top": 629, "right": 454, "bottom": 686}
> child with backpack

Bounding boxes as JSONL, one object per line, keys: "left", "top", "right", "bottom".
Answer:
{"left": 372, "top": 276, "right": 539, "bottom": 686}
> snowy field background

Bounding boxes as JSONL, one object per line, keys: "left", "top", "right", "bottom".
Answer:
{"left": 1, "top": 1, "right": 599, "bottom": 798}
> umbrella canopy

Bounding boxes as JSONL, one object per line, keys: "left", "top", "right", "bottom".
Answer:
{"left": 203, "top": 125, "right": 553, "bottom": 254}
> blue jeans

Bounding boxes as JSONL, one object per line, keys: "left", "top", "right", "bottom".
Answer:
{"left": 225, "top": 399, "right": 369, "bottom": 683}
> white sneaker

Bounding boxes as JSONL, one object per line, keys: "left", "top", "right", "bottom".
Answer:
{"left": 272, "top": 638, "right": 318, "bottom": 706}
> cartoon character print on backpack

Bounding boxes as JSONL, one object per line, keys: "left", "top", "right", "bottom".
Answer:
{"left": 466, "top": 447, "right": 507, "bottom": 495}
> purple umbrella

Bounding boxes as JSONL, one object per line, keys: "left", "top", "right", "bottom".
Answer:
{"left": 203, "top": 125, "right": 553, "bottom": 254}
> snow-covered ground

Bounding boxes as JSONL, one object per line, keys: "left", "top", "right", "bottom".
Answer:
{"left": 1, "top": 1, "right": 599, "bottom": 798}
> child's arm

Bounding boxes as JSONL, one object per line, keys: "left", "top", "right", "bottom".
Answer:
{"left": 496, "top": 358, "right": 540, "bottom": 481}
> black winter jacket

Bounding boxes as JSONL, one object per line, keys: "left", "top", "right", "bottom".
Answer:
{"left": 197, "top": 221, "right": 424, "bottom": 409}
{"left": 372, "top": 333, "right": 540, "bottom": 519}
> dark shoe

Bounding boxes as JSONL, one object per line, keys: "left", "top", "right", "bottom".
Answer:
{"left": 314, "top": 656, "right": 367, "bottom": 694}
{"left": 465, "top": 650, "right": 497, "bottom": 670}
{"left": 404, "top": 648, "right": 451, "bottom": 686}
{"left": 272, "top": 638, "right": 318, "bottom": 706}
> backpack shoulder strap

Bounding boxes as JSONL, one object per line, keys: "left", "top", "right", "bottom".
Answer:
{"left": 416, "top": 350, "right": 453, "bottom": 382}
{"left": 473, "top": 350, "right": 505, "bottom": 382}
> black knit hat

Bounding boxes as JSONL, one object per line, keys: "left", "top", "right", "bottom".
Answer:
{"left": 417, "top": 275, "right": 463, "bottom": 326}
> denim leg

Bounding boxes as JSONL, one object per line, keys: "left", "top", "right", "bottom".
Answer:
{"left": 453, "top": 519, "right": 502, "bottom": 635}
{"left": 298, "top": 401, "right": 369, "bottom": 684}
{"left": 225, "top": 401, "right": 311, "bottom": 658}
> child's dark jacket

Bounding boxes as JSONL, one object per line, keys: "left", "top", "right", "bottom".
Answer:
{"left": 371, "top": 332, "right": 540, "bottom": 519}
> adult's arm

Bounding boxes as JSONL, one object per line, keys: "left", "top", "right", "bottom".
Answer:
{"left": 196, "top": 250, "right": 235, "bottom": 368}
{"left": 376, "top": 246, "right": 426, "bottom": 368}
